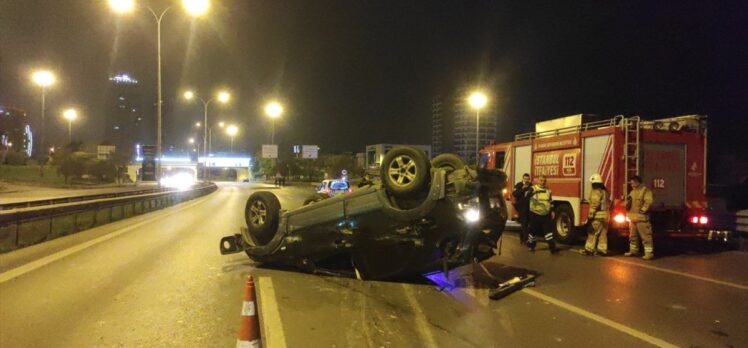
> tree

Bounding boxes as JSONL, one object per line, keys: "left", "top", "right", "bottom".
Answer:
{"left": 56, "top": 152, "right": 87, "bottom": 184}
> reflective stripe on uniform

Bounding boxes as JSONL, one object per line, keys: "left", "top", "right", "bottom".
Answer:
{"left": 544, "top": 233, "right": 554, "bottom": 241}
{"left": 529, "top": 185, "right": 552, "bottom": 215}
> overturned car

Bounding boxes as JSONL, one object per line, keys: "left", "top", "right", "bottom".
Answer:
{"left": 220, "top": 146, "right": 508, "bottom": 280}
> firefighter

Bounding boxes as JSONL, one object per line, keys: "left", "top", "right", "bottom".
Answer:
{"left": 526, "top": 175, "right": 558, "bottom": 253}
{"left": 512, "top": 173, "right": 532, "bottom": 244}
{"left": 581, "top": 174, "right": 610, "bottom": 256}
{"left": 625, "top": 175, "right": 655, "bottom": 260}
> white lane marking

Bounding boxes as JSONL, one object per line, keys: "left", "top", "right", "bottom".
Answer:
{"left": 503, "top": 233, "right": 748, "bottom": 291}
{"left": 521, "top": 288, "right": 678, "bottom": 348}
{"left": 256, "top": 276, "right": 287, "bottom": 348}
{"left": 0, "top": 194, "right": 212, "bottom": 284}
{"left": 607, "top": 257, "right": 748, "bottom": 291}
{"left": 401, "top": 284, "right": 439, "bottom": 348}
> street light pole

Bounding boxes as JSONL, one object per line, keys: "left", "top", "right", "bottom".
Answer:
{"left": 203, "top": 99, "right": 211, "bottom": 159}
{"left": 475, "top": 109, "right": 480, "bottom": 167}
{"left": 32, "top": 70, "right": 55, "bottom": 162}
{"left": 264, "top": 101, "right": 283, "bottom": 145}
{"left": 41, "top": 87, "right": 46, "bottom": 154}
{"left": 184, "top": 90, "right": 229, "bottom": 180}
{"left": 468, "top": 91, "right": 488, "bottom": 167}
{"left": 146, "top": 7, "right": 170, "bottom": 181}
{"left": 110, "top": 0, "right": 210, "bottom": 181}
{"left": 226, "top": 125, "right": 238, "bottom": 153}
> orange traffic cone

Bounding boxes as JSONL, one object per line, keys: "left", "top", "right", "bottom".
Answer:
{"left": 237, "top": 275, "right": 261, "bottom": 348}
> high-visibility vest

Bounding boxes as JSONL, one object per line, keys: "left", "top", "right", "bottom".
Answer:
{"left": 589, "top": 188, "right": 609, "bottom": 219}
{"left": 529, "top": 185, "right": 552, "bottom": 215}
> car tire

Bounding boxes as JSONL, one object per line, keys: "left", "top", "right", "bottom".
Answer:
{"left": 553, "top": 204, "right": 576, "bottom": 244}
{"left": 380, "top": 146, "right": 431, "bottom": 198}
{"left": 431, "top": 153, "right": 465, "bottom": 172}
{"left": 244, "top": 191, "right": 281, "bottom": 246}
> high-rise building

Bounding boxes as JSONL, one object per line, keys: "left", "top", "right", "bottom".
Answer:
{"left": 0, "top": 106, "right": 33, "bottom": 157}
{"left": 431, "top": 88, "right": 498, "bottom": 164}
{"left": 106, "top": 73, "right": 145, "bottom": 153}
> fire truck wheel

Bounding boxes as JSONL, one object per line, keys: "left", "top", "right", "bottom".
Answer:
{"left": 553, "top": 204, "right": 576, "bottom": 243}
{"left": 381, "top": 146, "right": 431, "bottom": 198}
{"left": 245, "top": 191, "right": 281, "bottom": 246}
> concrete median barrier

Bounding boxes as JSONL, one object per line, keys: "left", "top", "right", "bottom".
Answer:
{"left": 0, "top": 183, "right": 217, "bottom": 253}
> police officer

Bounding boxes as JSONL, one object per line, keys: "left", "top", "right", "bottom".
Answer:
{"left": 581, "top": 174, "right": 610, "bottom": 256}
{"left": 625, "top": 175, "right": 655, "bottom": 260}
{"left": 512, "top": 173, "right": 532, "bottom": 244}
{"left": 526, "top": 175, "right": 558, "bottom": 253}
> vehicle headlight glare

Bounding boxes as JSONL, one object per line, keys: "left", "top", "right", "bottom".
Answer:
{"left": 464, "top": 208, "right": 480, "bottom": 223}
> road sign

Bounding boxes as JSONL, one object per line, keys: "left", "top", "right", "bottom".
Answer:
{"left": 141, "top": 145, "right": 157, "bottom": 181}
{"left": 262, "top": 145, "right": 278, "bottom": 159}
{"left": 302, "top": 145, "right": 318, "bottom": 159}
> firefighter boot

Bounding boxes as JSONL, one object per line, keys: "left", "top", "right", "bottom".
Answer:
{"left": 527, "top": 241, "right": 536, "bottom": 252}
{"left": 548, "top": 240, "right": 559, "bottom": 254}
{"left": 642, "top": 253, "right": 654, "bottom": 260}
{"left": 624, "top": 251, "right": 640, "bottom": 257}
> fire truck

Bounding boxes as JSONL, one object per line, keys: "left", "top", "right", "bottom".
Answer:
{"left": 481, "top": 114, "right": 712, "bottom": 243}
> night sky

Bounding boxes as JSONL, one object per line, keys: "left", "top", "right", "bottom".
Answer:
{"left": 1, "top": 0, "right": 746, "bottom": 159}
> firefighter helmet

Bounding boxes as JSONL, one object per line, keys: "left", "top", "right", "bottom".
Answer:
{"left": 590, "top": 173, "right": 603, "bottom": 184}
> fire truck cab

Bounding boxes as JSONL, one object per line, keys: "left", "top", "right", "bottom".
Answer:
{"left": 482, "top": 114, "right": 711, "bottom": 243}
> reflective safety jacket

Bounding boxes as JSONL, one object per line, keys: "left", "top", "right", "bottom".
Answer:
{"left": 588, "top": 188, "right": 609, "bottom": 220}
{"left": 528, "top": 184, "right": 552, "bottom": 216}
{"left": 626, "top": 186, "right": 654, "bottom": 222}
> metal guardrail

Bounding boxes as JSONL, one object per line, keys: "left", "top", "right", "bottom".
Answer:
{"left": 0, "top": 183, "right": 217, "bottom": 253}
{"left": 0, "top": 186, "right": 167, "bottom": 211}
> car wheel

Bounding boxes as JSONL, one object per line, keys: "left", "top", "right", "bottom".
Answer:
{"left": 553, "top": 204, "right": 576, "bottom": 244}
{"left": 380, "top": 146, "right": 431, "bottom": 197}
{"left": 431, "top": 153, "right": 465, "bottom": 172}
{"left": 244, "top": 191, "right": 281, "bottom": 246}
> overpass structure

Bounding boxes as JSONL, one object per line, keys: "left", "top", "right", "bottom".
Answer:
{"left": 126, "top": 153, "right": 253, "bottom": 182}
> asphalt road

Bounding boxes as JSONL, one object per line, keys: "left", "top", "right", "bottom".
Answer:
{"left": 1, "top": 182, "right": 746, "bottom": 347}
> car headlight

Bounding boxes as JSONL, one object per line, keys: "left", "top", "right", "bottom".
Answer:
{"left": 464, "top": 208, "right": 480, "bottom": 223}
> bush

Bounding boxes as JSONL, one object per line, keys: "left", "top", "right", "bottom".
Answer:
{"left": 3, "top": 151, "right": 28, "bottom": 165}
{"left": 87, "top": 159, "right": 116, "bottom": 183}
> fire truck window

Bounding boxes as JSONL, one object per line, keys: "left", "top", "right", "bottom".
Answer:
{"left": 495, "top": 152, "right": 505, "bottom": 169}
{"left": 479, "top": 153, "right": 489, "bottom": 168}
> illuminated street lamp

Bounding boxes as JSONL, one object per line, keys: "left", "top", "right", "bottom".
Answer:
{"left": 264, "top": 101, "right": 283, "bottom": 145}
{"left": 183, "top": 89, "right": 230, "bottom": 159}
{"left": 226, "top": 125, "right": 238, "bottom": 152}
{"left": 62, "top": 108, "right": 78, "bottom": 143}
{"left": 188, "top": 137, "right": 200, "bottom": 154}
{"left": 31, "top": 69, "right": 56, "bottom": 158}
{"left": 110, "top": 0, "right": 211, "bottom": 180}
{"left": 468, "top": 91, "right": 488, "bottom": 166}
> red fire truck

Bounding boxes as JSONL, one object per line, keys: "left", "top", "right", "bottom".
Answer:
{"left": 481, "top": 114, "right": 712, "bottom": 243}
